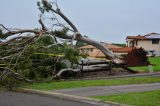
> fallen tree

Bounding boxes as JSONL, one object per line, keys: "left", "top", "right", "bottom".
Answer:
{"left": 0, "top": 0, "right": 136, "bottom": 82}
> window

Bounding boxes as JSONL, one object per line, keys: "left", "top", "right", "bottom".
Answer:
{"left": 135, "top": 40, "right": 138, "bottom": 46}
{"left": 152, "top": 39, "right": 159, "bottom": 44}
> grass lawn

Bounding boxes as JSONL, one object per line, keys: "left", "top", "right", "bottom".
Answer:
{"left": 25, "top": 76, "right": 160, "bottom": 90}
{"left": 130, "top": 57, "right": 160, "bottom": 72}
{"left": 92, "top": 90, "right": 160, "bottom": 106}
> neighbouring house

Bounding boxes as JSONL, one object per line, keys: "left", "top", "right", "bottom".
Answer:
{"left": 126, "top": 33, "right": 160, "bottom": 56}
{"left": 79, "top": 43, "right": 133, "bottom": 58}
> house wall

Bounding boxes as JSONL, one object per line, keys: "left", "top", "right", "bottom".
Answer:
{"left": 114, "top": 52, "right": 128, "bottom": 55}
{"left": 133, "top": 40, "right": 160, "bottom": 56}
{"left": 136, "top": 40, "right": 160, "bottom": 51}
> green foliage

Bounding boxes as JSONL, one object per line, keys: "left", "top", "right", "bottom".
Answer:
{"left": 112, "top": 43, "right": 126, "bottom": 47}
{"left": 37, "top": 0, "right": 53, "bottom": 14}
{"left": 0, "top": 29, "right": 5, "bottom": 39}
{"left": 55, "top": 62, "right": 67, "bottom": 71}
{"left": 0, "top": 34, "right": 82, "bottom": 82}
{"left": 64, "top": 46, "right": 80, "bottom": 64}
{"left": 54, "top": 28, "right": 69, "bottom": 37}
{"left": 0, "top": 29, "right": 3, "bottom": 36}
{"left": 0, "top": 74, "right": 24, "bottom": 90}
{"left": 36, "top": 35, "right": 55, "bottom": 46}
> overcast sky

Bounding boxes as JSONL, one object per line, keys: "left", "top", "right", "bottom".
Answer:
{"left": 0, "top": 0, "right": 160, "bottom": 43}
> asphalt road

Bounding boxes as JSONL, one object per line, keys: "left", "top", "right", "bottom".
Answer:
{"left": 0, "top": 92, "right": 96, "bottom": 106}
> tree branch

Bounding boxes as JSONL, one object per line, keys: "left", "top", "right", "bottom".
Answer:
{"left": 41, "top": 0, "right": 123, "bottom": 63}
{"left": 3, "top": 29, "right": 40, "bottom": 37}
{"left": 42, "top": 0, "right": 79, "bottom": 32}
{"left": 0, "top": 24, "right": 11, "bottom": 32}
{"left": 0, "top": 67, "right": 33, "bottom": 82}
{"left": 39, "top": 18, "right": 48, "bottom": 31}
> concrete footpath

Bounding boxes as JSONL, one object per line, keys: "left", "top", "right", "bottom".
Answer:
{"left": 53, "top": 83, "right": 160, "bottom": 97}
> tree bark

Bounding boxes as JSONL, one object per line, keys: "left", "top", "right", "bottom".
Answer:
{"left": 41, "top": 0, "right": 123, "bottom": 63}
{"left": 53, "top": 32, "right": 122, "bottom": 63}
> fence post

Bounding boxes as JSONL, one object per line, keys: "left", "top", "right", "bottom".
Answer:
{"left": 81, "top": 60, "right": 84, "bottom": 78}
{"left": 109, "top": 60, "right": 112, "bottom": 75}
{"left": 148, "top": 65, "right": 153, "bottom": 73}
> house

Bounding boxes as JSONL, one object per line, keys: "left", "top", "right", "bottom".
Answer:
{"left": 111, "top": 47, "right": 133, "bottom": 55}
{"left": 126, "top": 33, "right": 160, "bottom": 56}
{"left": 79, "top": 43, "right": 132, "bottom": 58}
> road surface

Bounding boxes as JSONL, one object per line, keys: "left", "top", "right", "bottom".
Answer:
{"left": 0, "top": 92, "right": 96, "bottom": 106}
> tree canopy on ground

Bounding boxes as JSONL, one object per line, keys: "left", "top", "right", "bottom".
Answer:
{"left": 0, "top": 0, "right": 125, "bottom": 87}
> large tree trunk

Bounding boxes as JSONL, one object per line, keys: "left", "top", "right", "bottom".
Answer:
{"left": 0, "top": 0, "right": 137, "bottom": 82}
{"left": 41, "top": 0, "right": 122, "bottom": 63}
{"left": 54, "top": 32, "right": 122, "bottom": 63}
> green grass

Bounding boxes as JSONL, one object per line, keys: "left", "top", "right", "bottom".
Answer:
{"left": 92, "top": 90, "right": 160, "bottom": 106}
{"left": 130, "top": 57, "right": 160, "bottom": 72}
{"left": 25, "top": 76, "right": 160, "bottom": 90}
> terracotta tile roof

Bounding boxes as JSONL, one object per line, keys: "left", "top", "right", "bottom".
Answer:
{"left": 88, "top": 50, "right": 105, "bottom": 57}
{"left": 111, "top": 47, "right": 134, "bottom": 53}
{"left": 80, "top": 44, "right": 130, "bottom": 57}
{"left": 96, "top": 51, "right": 105, "bottom": 57}
{"left": 79, "top": 43, "right": 122, "bottom": 49}
{"left": 93, "top": 47, "right": 133, "bottom": 57}
{"left": 104, "top": 43, "right": 122, "bottom": 49}
{"left": 88, "top": 51, "right": 99, "bottom": 57}
{"left": 79, "top": 45, "right": 96, "bottom": 49}
{"left": 88, "top": 47, "right": 133, "bottom": 57}
{"left": 126, "top": 36, "right": 146, "bottom": 40}
{"left": 126, "top": 32, "right": 160, "bottom": 40}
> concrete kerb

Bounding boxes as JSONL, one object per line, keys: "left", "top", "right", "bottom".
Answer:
{"left": 18, "top": 88, "right": 130, "bottom": 106}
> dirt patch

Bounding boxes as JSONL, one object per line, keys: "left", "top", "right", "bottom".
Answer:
{"left": 123, "top": 48, "right": 150, "bottom": 67}
{"left": 81, "top": 68, "right": 132, "bottom": 79}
